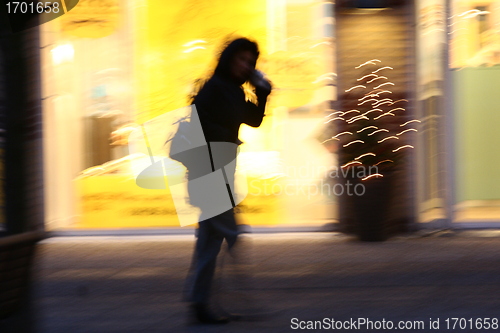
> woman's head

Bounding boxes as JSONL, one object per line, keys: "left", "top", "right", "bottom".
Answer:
{"left": 214, "top": 38, "right": 259, "bottom": 84}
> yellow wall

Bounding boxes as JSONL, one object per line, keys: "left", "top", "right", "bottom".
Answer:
{"left": 135, "top": 0, "right": 268, "bottom": 123}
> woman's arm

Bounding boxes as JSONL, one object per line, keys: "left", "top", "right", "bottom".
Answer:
{"left": 243, "top": 86, "right": 270, "bottom": 127}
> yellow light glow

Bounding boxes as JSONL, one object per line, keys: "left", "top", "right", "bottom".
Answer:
{"left": 51, "top": 44, "right": 74, "bottom": 65}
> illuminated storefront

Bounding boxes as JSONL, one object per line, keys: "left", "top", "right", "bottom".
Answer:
{"left": 39, "top": 0, "right": 500, "bottom": 232}
{"left": 41, "top": 0, "right": 336, "bottom": 231}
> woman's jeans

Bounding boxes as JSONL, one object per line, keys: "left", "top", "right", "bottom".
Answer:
{"left": 185, "top": 142, "right": 239, "bottom": 304}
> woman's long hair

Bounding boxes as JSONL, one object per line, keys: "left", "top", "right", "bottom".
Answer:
{"left": 188, "top": 37, "right": 259, "bottom": 103}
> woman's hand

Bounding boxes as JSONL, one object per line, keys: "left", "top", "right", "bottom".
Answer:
{"left": 249, "top": 70, "right": 272, "bottom": 94}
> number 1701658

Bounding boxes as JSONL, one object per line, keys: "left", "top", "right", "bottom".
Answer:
{"left": 6, "top": 2, "right": 61, "bottom": 14}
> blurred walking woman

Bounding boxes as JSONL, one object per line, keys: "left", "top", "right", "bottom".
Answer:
{"left": 186, "top": 38, "right": 272, "bottom": 324}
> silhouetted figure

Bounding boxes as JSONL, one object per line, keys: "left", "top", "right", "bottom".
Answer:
{"left": 185, "top": 37, "right": 272, "bottom": 324}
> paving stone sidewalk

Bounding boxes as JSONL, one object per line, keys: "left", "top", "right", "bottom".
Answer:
{"left": 13, "top": 230, "right": 500, "bottom": 332}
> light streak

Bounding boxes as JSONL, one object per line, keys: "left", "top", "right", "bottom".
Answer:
{"left": 355, "top": 153, "right": 376, "bottom": 160}
{"left": 372, "top": 66, "right": 393, "bottom": 73}
{"left": 457, "top": 9, "right": 481, "bottom": 17}
{"left": 397, "top": 129, "right": 418, "bottom": 136}
{"left": 368, "top": 129, "right": 389, "bottom": 136}
{"left": 347, "top": 115, "right": 369, "bottom": 123}
{"left": 374, "top": 101, "right": 393, "bottom": 107}
{"left": 343, "top": 140, "right": 364, "bottom": 147}
{"left": 374, "top": 159, "right": 394, "bottom": 166}
{"left": 310, "top": 41, "right": 332, "bottom": 48}
{"left": 321, "top": 137, "right": 340, "bottom": 144}
{"left": 183, "top": 46, "right": 206, "bottom": 53}
{"left": 361, "top": 109, "right": 383, "bottom": 116}
{"left": 374, "top": 82, "right": 395, "bottom": 89}
{"left": 341, "top": 161, "right": 362, "bottom": 169}
{"left": 333, "top": 131, "right": 353, "bottom": 138}
{"left": 373, "top": 98, "right": 393, "bottom": 107}
{"left": 355, "top": 59, "right": 381, "bottom": 69}
{"left": 357, "top": 126, "right": 378, "bottom": 133}
{"left": 367, "top": 76, "right": 388, "bottom": 84}
{"left": 358, "top": 99, "right": 378, "bottom": 105}
{"left": 341, "top": 110, "right": 361, "bottom": 116}
{"left": 183, "top": 40, "right": 207, "bottom": 47}
{"left": 459, "top": 9, "right": 490, "bottom": 19}
{"left": 357, "top": 74, "right": 378, "bottom": 81}
{"left": 359, "top": 94, "right": 379, "bottom": 102}
{"left": 345, "top": 85, "right": 366, "bottom": 92}
{"left": 362, "top": 173, "right": 384, "bottom": 181}
{"left": 312, "top": 77, "right": 334, "bottom": 84}
{"left": 365, "top": 89, "right": 392, "bottom": 97}
{"left": 378, "top": 136, "right": 399, "bottom": 143}
{"left": 392, "top": 99, "right": 408, "bottom": 104}
{"left": 373, "top": 112, "right": 395, "bottom": 120}
{"left": 392, "top": 145, "right": 414, "bottom": 152}
{"left": 324, "top": 117, "right": 345, "bottom": 124}
{"left": 400, "top": 119, "right": 421, "bottom": 127}
{"left": 325, "top": 111, "right": 344, "bottom": 117}
{"left": 389, "top": 107, "right": 405, "bottom": 113}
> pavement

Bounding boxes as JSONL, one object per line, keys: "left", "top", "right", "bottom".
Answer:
{"left": 9, "top": 230, "right": 500, "bottom": 332}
